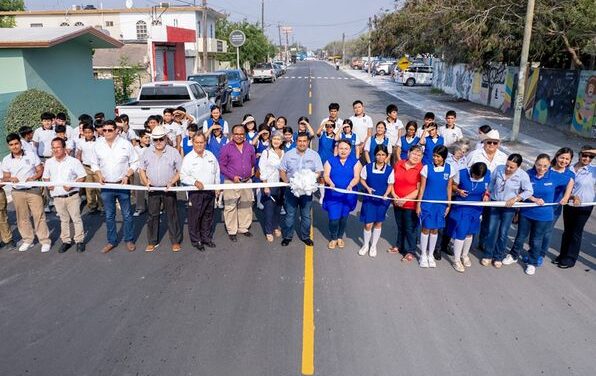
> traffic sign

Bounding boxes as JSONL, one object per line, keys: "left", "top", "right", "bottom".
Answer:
{"left": 229, "top": 30, "right": 246, "bottom": 48}
{"left": 398, "top": 57, "right": 410, "bottom": 71}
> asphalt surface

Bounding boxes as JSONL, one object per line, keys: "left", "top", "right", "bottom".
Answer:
{"left": 0, "top": 61, "right": 595, "bottom": 376}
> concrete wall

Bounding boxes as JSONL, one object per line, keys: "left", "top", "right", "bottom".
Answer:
{"left": 571, "top": 71, "right": 596, "bottom": 138}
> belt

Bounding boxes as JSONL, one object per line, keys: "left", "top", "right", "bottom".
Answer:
{"left": 54, "top": 190, "right": 79, "bottom": 198}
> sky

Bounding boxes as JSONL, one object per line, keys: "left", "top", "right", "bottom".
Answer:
{"left": 25, "top": 0, "right": 396, "bottom": 49}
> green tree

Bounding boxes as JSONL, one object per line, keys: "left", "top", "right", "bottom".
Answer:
{"left": 0, "top": 0, "right": 24, "bottom": 28}
{"left": 112, "top": 55, "right": 145, "bottom": 104}
{"left": 215, "top": 18, "right": 277, "bottom": 68}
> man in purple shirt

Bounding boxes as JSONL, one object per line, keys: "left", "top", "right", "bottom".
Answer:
{"left": 219, "top": 124, "right": 256, "bottom": 241}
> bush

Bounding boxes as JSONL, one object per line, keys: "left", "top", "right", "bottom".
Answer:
{"left": 4, "top": 89, "right": 68, "bottom": 134}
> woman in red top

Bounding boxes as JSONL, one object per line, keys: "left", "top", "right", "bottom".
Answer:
{"left": 389, "top": 145, "right": 423, "bottom": 261}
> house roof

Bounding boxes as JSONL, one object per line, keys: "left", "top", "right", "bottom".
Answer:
{"left": 0, "top": 6, "right": 225, "bottom": 18}
{"left": 0, "top": 26, "right": 124, "bottom": 49}
{"left": 93, "top": 43, "right": 148, "bottom": 68}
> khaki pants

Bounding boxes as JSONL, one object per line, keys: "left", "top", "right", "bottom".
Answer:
{"left": 222, "top": 180, "right": 254, "bottom": 235}
{"left": 11, "top": 189, "right": 50, "bottom": 245}
{"left": 84, "top": 164, "right": 103, "bottom": 210}
{"left": 0, "top": 189, "right": 13, "bottom": 243}
{"left": 54, "top": 193, "right": 85, "bottom": 244}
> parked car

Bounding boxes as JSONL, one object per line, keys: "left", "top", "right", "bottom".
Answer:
{"left": 187, "top": 72, "right": 232, "bottom": 113}
{"left": 272, "top": 60, "right": 287, "bottom": 74}
{"left": 253, "top": 62, "right": 277, "bottom": 83}
{"left": 272, "top": 62, "right": 284, "bottom": 77}
{"left": 373, "top": 61, "right": 395, "bottom": 76}
{"left": 217, "top": 69, "right": 251, "bottom": 107}
{"left": 115, "top": 81, "right": 212, "bottom": 131}
{"left": 399, "top": 65, "right": 434, "bottom": 86}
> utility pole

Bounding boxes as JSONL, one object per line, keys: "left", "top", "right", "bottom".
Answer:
{"left": 261, "top": 0, "right": 265, "bottom": 33}
{"left": 341, "top": 32, "right": 346, "bottom": 67}
{"left": 202, "top": 0, "right": 208, "bottom": 72}
{"left": 511, "top": 0, "right": 535, "bottom": 142}
{"left": 367, "top": 17, "right": 372, "bottom": 75}
{"left": 278, "top": 23, "right": 283, "bottom": 60}
{"left": 284, "top": 29, "right": 289, "bottom": 65}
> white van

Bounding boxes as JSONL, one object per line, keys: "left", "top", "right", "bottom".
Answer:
{"left": 400, "top": 65, "right": 433, "bottom": 86}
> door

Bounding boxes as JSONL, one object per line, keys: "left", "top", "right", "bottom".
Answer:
{"left": 166, "top": 49, "right": 175, "bottom": 81}
{"left": 155, "top": 47, "right": 165, "bottom": 81}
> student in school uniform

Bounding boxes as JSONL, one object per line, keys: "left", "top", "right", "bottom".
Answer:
{"left": 358, "top": 144, "right": 394, "bottom": 258}
{"left": 418, "top": 122, "right": 444, "bottom": 166}
{"left": 364, "top": 121, "right": 392, "bottom": 164}
{"left": 295, "top": 116, "right": 315, "bottom": 141}
{"left": 252, "top": 124, "right": 271, "bottom": 210}
{"left": 416, "top": 145, "right": 455, "bottom": 268}
{"left": 445, "top": 162, "right": 491, "bottom": 272}
{"left": 336, "top": 119, "right": 361, "bottom": 159}
{"left": 282, "top": 126, "right": 296, "bottom": 152}
{"left": 438, "top": 110, "right": 463, "bottom": 147}
{"left": 132, "top": 130, "right": 151, "bottom": 217}
{"left": 53, "top": 125, "right": 75, "bottom": 156}
{"left": 384, "top": 104, "right": 404, "bottom": 150}
{"left": 274, "top": 116, "right": 288, "bottom": 133}
{"left": 395, "top": 121, "right": 419, "bottom": 162}
{"left": 416, "top": 112, "right": 435, "bottom": 138}
{"left": 182, "top": 123, "right": 198, "bottom": 156}
{"left": 315, "top": 120, "right": 338, "bottom": 204}
{"left": 323, "top": 140, "right": 362, "bottom": 250}
{"left": 320, "top": 102, "right": 343, "bottom": 134}
{"left": 75, "top": 122, "right": 103, "bottom": 213}
{"left": 242, "top": 115, "right": 258, "bottom": 144}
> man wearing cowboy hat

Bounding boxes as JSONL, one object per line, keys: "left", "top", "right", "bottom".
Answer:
{"left": 139, "top": 125, "right": 183, "bottom": 253}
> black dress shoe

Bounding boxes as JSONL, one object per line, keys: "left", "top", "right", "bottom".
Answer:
{"left": 558, "top": 263, "right": 574, "bottom": 269}
{"left": 229, "top": 234, "right": 238, "bottom": 242}
{"left": 76, "top": 243, "right": 85, "bottom": 252}
{"left": 204, "top": 241, "right": 216, "bottom": 248}
{"left": 552, "top": 256, "right": 561, "bottom": 264}
{"left": 242, "top": 231, "right": 253, "bottom": 238}
{"left": 281, "top": 238, "right": 291, "bottom": 246}
{"left": 433, "top": 249, "right": 442, "bottom": 260}
{"left": 302, "top": 238, "right": 314, "bottom": 246}
{"left": 7, "top": 240, "right": 17, "bottom": 251}
{"left": 193, "top": 242, "right": 205, "bottom": 252}
{"left": 58, "top": 242, "right": 72, "bottom": 253}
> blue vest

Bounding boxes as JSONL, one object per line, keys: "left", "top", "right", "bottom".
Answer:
{"left": 318, "top": 133, "right": 336, "bottom": 163}
{"left": 206, "top": 117, "right": 224, "bottom": 131}
{"left": 340, "top": 133, "right": 358, "bottom": 157}
{"left": 207, "top": 134, "right": 227, "bottom": 159}
{"left": 422, "top": 136, "right": 444, "bottom": 166}
{"left": 283, "top": 141, "right": 296, "bottom": 153}
{"left": 455, "top": 168, "right": 490, "bottom": 215}
{"left": 246, "top": 130, "right": 257, "bottom": 144}
{"left": 422, "top": 163, "right": 451, "bottom": 201}
{"left": 364, "top": 162, "right": 392, "bottom": 205}
{"left": 182, "top": 136, "right": 193, "bottom": 155}
{"left": 400, "top": 135, "right": 420, "bottom": 160}
{"left": 369, "top": 136, "right": 389, "bottom": 156}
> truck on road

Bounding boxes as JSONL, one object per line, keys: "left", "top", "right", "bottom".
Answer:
{"left": 115, "top": 81, "right": 213, "bottom": 131}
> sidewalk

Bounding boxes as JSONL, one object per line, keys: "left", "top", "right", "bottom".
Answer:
{"left": 343, "top": 67, "right": 591, "bottom": 167}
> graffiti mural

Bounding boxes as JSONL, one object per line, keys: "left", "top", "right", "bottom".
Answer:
{"left": 571, "top": 71, "right": 596, "bottom": 138}
{"left": 432, "top": 60, "right": 473, "bottom": 100}
{"left": 532, "top": 69, "right": 579, "bottom": 126}
{"left": 480, "top": 64, "right": 506, "bottom": 107}
{"left": 501, "top": 67, "right": 516, "bottom": 113}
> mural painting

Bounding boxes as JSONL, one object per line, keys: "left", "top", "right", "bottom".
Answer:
{"left": 532, "top": 69, "right": 579, "bottom": 126}
{"left": 571, "top": 71, "right": 596, "bottom": 138}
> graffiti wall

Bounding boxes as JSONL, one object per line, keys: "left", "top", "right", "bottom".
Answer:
{"left": 571, "top": 71, "right": 596, "bottom": 138}
{"left": 531, "top": 69, "right": 580, "bottom": 126}
{"left": 433, "top": 61, "right": 473, "bottom": 101}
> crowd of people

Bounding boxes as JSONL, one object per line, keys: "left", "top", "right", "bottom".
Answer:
{"left": 0, "top": 101, "right": 594, "bottom": 276}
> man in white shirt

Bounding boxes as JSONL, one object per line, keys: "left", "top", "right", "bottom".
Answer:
{"left": 0, "top": 158, "right": 16, "bottom": 251}
{"left": 438, "top": 110, "right": 464, "bottom": 147}
{"left": 384, "top": 104, "right": 404, "bottom": 147}
{"left": 466, "top": 129, "right": 507, "bottom": 173}
{"left": 43, "top": 138, "right": 87, "bottom": 253}
{"left": 349, "top": 100, "right": 373, "bottom": 157}
{"left": 2, "top": 133, "right": 51, "bottom": 252}
{"left": 76, "top": 122, "right": 103, "bottom": 212}
{"left": 180, "top": 132, "right": 220, "bottom": 251}
{"left": 90, "top": 120, "right": 139, "bottom": 253}
{"left": 32, "top": 112, "right": 56, "bottom": 159}
{"left": 319, "top": 102, "right": 343, "bottom": 134}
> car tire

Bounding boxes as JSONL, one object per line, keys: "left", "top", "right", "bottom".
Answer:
{"left": 406, "top": 78, "right": 415, "bottom": 87}
{"left": 225, "top": 96, "right": 232, "bottom": 113}
{"left": 378, "top": 70, "right": 385, "bottom": 76}
{"left": 245, "top": 90, "right": 251, "bottom": 101}
{"left": 237, "top": 95, "right": 244, "bottom": 107}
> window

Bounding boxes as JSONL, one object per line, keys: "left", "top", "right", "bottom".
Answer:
{"left": 60, "top": 22, "right": 69, "bottom": 26}
{"left": 74, "top": 22, "right": 84, "bottom": 26}
{"left": 173, "top": 19, "right": 178, "bottom": 27}
{"left": 197, "top": 22, "right": 201, "bottom": 37}
{"left": 190, "top": 84, "right": 206, "bottom": 99}
{"left": 136, "top": 20, "right": 147, "bottom": 40}
{"left": 30, "top": 23, "right": 43, "bottom": 27}
{"left": 209, "top": 24, "right": 214, "bottom": 38}
{"left": 105, "top": 21, "right": 114, "bottom": 27}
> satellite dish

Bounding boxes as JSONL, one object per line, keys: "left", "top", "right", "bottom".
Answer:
{"left": 125, "top": 0, "right": 134, "bottom": 9}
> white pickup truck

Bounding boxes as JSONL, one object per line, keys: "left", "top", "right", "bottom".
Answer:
{"left": 115, "top": 81, "right": 213, "bottom": 131}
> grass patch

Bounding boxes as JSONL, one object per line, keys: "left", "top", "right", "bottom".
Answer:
{"left": 430, "top": 87, "right": 444, "bottom": 94}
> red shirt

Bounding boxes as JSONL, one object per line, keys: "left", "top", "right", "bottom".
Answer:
{"left": 393, "top": 159, "right": 422, "bottom": 210}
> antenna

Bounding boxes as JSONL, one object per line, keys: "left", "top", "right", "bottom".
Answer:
{"left": 125, "top": 0, "right": 134, "bottom": 9}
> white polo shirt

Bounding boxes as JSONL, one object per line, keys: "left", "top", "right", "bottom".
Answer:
{"left": 164, "top": 122, "right": 183, "bottom": 146}
{"left": 90, "top": 136, "right": 138, "bottom": 182}
{"left": 180, "top": 149, "right": 220, "bottom": 186}
{"left": 75, "top": 138, "right": 96, "bottom": 166}
{"left": 349, "top": 114, "right": 373, "bottom": 145}
{"left": 42, "top": 155, "right": 87, "bottom": 197}
{"left": 384, "top": 119, "right": 404, "bottom": 146}
{"left": 466, "top": 147, "right": 508, "bottom": 173}
{"left": 1, "top": 151, "right": 41, "bottom": 189}
{"left": 439, "top": 125, "right": 464, "bottom": 147}
{"left": 32, "top": 127, "right": 56, "bottom": 157}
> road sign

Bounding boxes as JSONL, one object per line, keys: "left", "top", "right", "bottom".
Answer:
{"left": 398, "top": 57, "right": 410, "bottom": 71}
{"left": 229, "top": 30, "right": 246, "bottom": 48}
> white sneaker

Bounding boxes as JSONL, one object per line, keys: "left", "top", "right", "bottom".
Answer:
{"left": 453, "top": 261, "right": 465, "bottom": 273}
{"left": 428, "top": 257, "right": 437, "bottom": 268}
{"left": 369, "top": 246, "right": 377, "bottom": 258}
{"left": 280, "top": 207, "right": 286, "bottom": 215}
{"left": 18, "top": 242, "right": 32, "bottom": 252}
{"left": 419, "top": 256, "right": 429, "bottom": 268}
{"left": 462, "top": 256, "right": 472, "bottom": 268}
{"left": 133, "top": 209, "right": 144, "bottom": 217}
{"left": 502, "top": 254, "right": 517, "bottom": 265}
{"left": 40, "top": 243, "right": 51, "bottom": 253}
{"left": 525, "top": 265, "right": 536, "bottom": 275}
{"left": 358, "top": 244, "right": 369, "bottom": 256}
{"left": 257, "top": 202, "right": 265, "bottom": 210}
{"left": 44, "top": 205, "right": 52, "bottom": 213}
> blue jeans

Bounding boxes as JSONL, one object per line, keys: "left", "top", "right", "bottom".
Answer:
{"left": 101, "top": 188, "right": 134, "bottom": 245}
{"left": 485, "top": 207, "right": 516, "bottom": 261}
{"left": 282, "top": 190, "right": 312, "bottom": 241}
{"left": 510, "top": 215, "right": 550, "bottom": 265}
{"left": 328, "top": 216, "right": 348, "bottom": 240}
{"left": 540, "top": 207, "right": 561, "bottom": 257}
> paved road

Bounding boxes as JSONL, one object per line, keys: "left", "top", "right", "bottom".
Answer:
{"left": 1, "top": 61, "right": 595, "bottom": 376}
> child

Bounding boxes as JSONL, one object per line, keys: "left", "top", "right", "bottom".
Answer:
{"left": 163, "top": 108, "right": 182, "bottom": 151}
{"left": 316, "top": 120, "right": 338, "bottom": 203}
{"left": 358, "top": 144, "right": 394, "bottom": 258}
{"left": 115, "top": 114, "right": 139, "bottom": 146}
{"left": 275, "top": 116, "right": 288, "bottom": 132}
{"left": 476, "top": 124, "right": 492, "bottom": 149}
{"left": 419, "top": 122, "right": 444, "bottom": 166}
{"left": 182, "top": 123, "right": 198, "bottom": 156}
{"left": 396, "top": 121, "right": 420, "bottom": 161}
{"left": 364, "top": 121, "right": 392, "bottom": 164}
{"left": 32, "top": 112, "right": 55, "bottom": 159}
{"left": 203, "top": 105, "right": 229, "bottom": 136}
{"left": 439, "top": 110, "right": 463, "bottom": 147}
{"left": 446, "top": 162, "right": 491, "bottom": 272}
{"left": 295, "top": 116, "right": 315, "bottom": 140}
{"left": 18, "top": 126, "right": 36, "bottom": 155}
{"left": 416, "top": 145, "right": 455, "bottom": 268}
{"left": 282, "top": 126, "right": 295, "bottom": 152}
{"left": 384, "top": 104, "right": 404, "bottom": 147}
{"left": 133, "top": 130, "right": 151, "bottom": 216}
{"left": 242, "top": 115, "right": 258, "bottom": 143}
{"left": 336, "top": 119, "right": 360, "bottom": 159}
{"left": 416, "top": 112, "right": 435, "bottom": 138}
{"left": 54, "top": 124, "right": 75, "bottom": 156}
{"left": 320, "top": 102, "right": 342, "bottom": 133}
{"left": 76, "top": 123, "right": 103, "bottom": 213}
{"left": 252, "top": 124, "right": 271, "bottom": 210}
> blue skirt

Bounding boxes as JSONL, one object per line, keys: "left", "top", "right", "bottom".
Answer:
{"left": 359, "top": 199, "right": 390, "bottom": 223}
{"left": 446, "top": 205, "right": 482, "bottom": 240}
{"left": 323, "top": 189, "right": 357, "bottom": 220}
{"left": 420, "top": 202, "right": 447, "bottom": 230}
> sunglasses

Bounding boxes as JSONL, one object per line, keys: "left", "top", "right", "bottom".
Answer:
{"left": 154, "top": 137, "right": 166, "bottom": 142}
{"left": 485, "top": 140, "right": 499, "bottom": 145}
{"left": 581, "top": 153, "right": 594, "bottom": 159}
{"left": 325, "top": 124, "right": 335, "bottom": 128}
{"left": 103, "top": 128, "right": 115, "bottom": 133}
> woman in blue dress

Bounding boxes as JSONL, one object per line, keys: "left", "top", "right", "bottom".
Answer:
{"left": 416, "top": 145, "right": 455, "bottom": 268}
{"left": 446, "top": 162, "right": 491, "bottom": 272}
{"left": 316, "top": 119, "right": 338, "bottom": 203}
{"left": 396, "top": 120, "right": 420, "bottom": 161}
{"left": 418, "top": 122, "right": 444, "bottom": 166}
{"left": 323, "top": 139, "right": 362, "bottom": 250}
{"left": 335, "top": 119, "right": 360, "bottom": 159}
{"left": 358, "top": 144, "right": 394, "bottom": 258}
{"left": 364, "top": 121, "right": 392, "bottom": 164}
